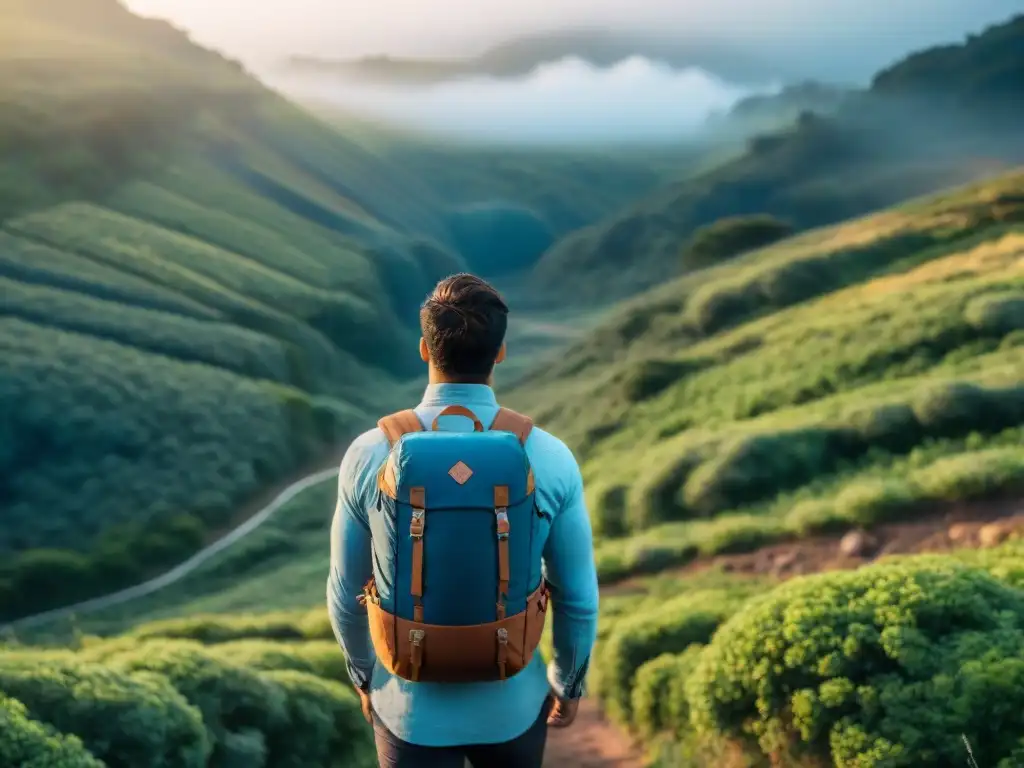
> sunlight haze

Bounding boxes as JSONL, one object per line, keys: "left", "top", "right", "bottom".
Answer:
{"left": 126, "top": 0, "right": 1019, "bottom": 81}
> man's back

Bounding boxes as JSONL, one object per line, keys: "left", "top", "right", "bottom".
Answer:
{"left": 328, "top": 382, "right": 599, "bottom": 747}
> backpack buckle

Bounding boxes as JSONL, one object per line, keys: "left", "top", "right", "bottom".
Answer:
{"left": 495, "top": 508, "right": 509, "bottom": 539}
{"left": 410, "top": 508, "right": 425, "bottom": 539}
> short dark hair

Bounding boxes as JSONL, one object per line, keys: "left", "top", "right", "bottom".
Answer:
{"left": 420, "top": 274, "right": 508, "bottom": 382}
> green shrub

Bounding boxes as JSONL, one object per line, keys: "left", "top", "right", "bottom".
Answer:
{"left": 683, "top": 215, "right": 794, "bottom": 270}
{"left": 108, "top": 641, "right": 288, "bottom": 767}
{"left": 0, "top": 659, "right": 210, "bottom": 767}
{"left": 688, "top": 560, "right": 1024, "bottom": 766}
{"left": 619, "top": 357, "right": 706, "bottom": 403}
{"left": 846, "top": 403, "right": 922, "bottom": 453}
{"left": 682, "top": 428, "right": 859, "bottom": 516}
{"left": 833, "top": 477, "right": 919, "bottom": 526}
{"left": 912, "top": 382, "right": 1024, "bottom": 438}
{"left": 964, "top": 291, "right": 1024, "bottom": 336}
{"left": 130, "top": 613, "right": 307, "bottom": 644}
{"left": 911, "top": 447, "right": 1024, "bottom": 502}
{"left": 631, "top": 645, "right": 706, "bottom": 737}
{"left": 261, "top": 670, "right": 374, "bottom": 768}
{"left": 0, "top": 695, "right": 103, "bottom": 768}
{"left": 209, "top": 640, "right": 347, "bottom": 682}
{"left": 596, "top": 590, "right": 742, "bottom": 724}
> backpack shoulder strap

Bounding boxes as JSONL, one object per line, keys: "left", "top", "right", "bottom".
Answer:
{"left": 378, "top": 409, "right": 423, "bottom": 447}
{"left": 490, "top": 407, "right": 534, "bottom": 446}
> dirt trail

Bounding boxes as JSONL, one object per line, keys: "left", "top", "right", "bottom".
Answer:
{"left": 544, "top": 699, "right": 646, "bottom": 767}
{"left": 608, "top": 495, "right": 1024, "bottom": 596}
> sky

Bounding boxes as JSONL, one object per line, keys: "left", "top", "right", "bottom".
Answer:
{"left": 126, "top": 0, "right": 1019, "bottom": 79}
{"left": 125, "top": 0, "right": 1022, "bottom": 146}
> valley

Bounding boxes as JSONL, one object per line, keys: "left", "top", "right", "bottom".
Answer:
{"left": 2, "top": 3, "right": 1024, "bottom": 767}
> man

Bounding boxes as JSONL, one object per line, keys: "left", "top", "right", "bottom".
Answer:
{"left": 328, "top": 273, "right": 599, "bottom": 767}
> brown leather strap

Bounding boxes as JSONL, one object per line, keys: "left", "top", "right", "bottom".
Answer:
{"left": 490, "top": 407, "right": 534, "bottom": 445}
{"left": 410, "top": 486, "right": 425, "bottom": 623}
{"left": 431, "top": 405, "right": 484, "bottom": 432}
{"left": 494, "top": 485, "right": 510, "bottom": 620}
{"left": 378, "top": 410, "right": 423, "bottom": 447}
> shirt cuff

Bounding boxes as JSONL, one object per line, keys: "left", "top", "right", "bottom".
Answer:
{"left": 547, "top": 660, "right": 587, "bottom": 700}
{"left": 347, "top": 659, "right": 374, "bottom": 691}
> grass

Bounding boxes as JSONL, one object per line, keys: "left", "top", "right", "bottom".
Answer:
{"left": 505, "top": 170, "right": 1024, "bottom": 578}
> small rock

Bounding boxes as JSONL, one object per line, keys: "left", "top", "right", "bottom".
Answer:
{"left": 979, "top": 522, "right": 1010, "bottom": 548}
{"left": 839, "top": 530, "right": 878, "bottom": 558}
{"left": 948, "top": 523, "right": 972, "bottom": 543}
{"left": 772, "top": 550, "right": 798, "bottom": 570}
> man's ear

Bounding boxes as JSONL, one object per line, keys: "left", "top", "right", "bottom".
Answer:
{"left": 419, "top": 337, "right": 429, "bottom": 363}
{"left": 494, "top": 342, "right": 507, "bottom": 365}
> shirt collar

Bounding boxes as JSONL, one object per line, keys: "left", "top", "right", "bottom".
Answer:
{"left": 419, "top": 383, "right": 498, "bottom": 408}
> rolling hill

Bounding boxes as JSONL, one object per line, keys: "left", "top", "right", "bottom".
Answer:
{"left": 285, "top": 28, "right": 795, "bottom": 86}
{"left": 506, "top": 169, "right": 1024, "bottom": 577}
{"left": 16, "top": 169, "right": 1024, "bottom": 768}
{"left": 0, "top": 0, "right": 457, "bottom": 621}
{"left": 527, "top": 13, "right": 1024, "bottom": 305}
{"left": 0, "top": 0, "right": 668, "bottom": 622}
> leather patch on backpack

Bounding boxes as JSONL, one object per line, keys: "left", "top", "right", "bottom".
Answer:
{"left": 448, "top": 461, "right": 473, "bottom": 484}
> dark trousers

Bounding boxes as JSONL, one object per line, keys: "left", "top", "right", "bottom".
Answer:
{"left": 372, "top": 696, "right": 553, "bottom": 768}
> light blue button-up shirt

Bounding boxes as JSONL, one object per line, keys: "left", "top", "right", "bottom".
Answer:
{"left": 327, "top": 383, "right": 599, "bottom": 746}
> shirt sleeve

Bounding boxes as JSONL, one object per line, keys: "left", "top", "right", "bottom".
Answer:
{"left": 326, "top": 435, "right": 379, "bottom": 689}
{"left": 542, "top": 456, "right": 600, "bottom": 700}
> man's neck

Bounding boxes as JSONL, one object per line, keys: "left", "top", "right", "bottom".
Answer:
{"left": 427, "top": 372, "right": 492, "bottom": 387}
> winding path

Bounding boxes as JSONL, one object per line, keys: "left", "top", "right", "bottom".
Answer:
{"left": 0, "top": 468, "right": 340, "bottom": 633}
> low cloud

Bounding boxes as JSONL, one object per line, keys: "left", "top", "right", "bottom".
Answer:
{"left": 274, "top": 57, "right": 777, "bottom": 145}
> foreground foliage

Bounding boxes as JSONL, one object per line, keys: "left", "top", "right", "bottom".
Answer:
{"left": 600, "top": 541, "right": 1024, "bottom": 767}
{"left": 0, "top": 631, "right": 373, "bottom": 768}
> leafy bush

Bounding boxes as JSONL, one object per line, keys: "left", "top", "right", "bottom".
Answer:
{"left": 209, "top": 640, "right": 347, "bottom": 681}
{"left": 964, "top": 291, "right": 1024, "bottom": 336}
{"left": 911, "top": 447, "right": 1024, "bottom": 502}
{"left": 129, "top": 612, "right": 328, "bottom": 644}
{"left": 618, "top": 357, "right": 708, "bottom": 403}
{"left": 0, "top": 659, "right": 211, "bottom": 767}
{"left": 683, "top": 214, "right": 794, "bottom": 270}
{"left": 595, "top": 590, "right": 744, "bottom": 724}
{"left": 688, "top": 560, "right": 1024, "bottom": 766}
{"left": 630, "top": 645, "right": 705, "bottom": 737}
{"left": 832, "top": 477, "right": 919, "bottom": 526}
{"left": 260, "top": 670, "right": 374, "bottom": 768}
{"left": 0, "top": 695, "right": 103, "bottom": 768}
{"left": 912, "top": 382, "right": 1024, "bottom": 438}
{"left": 682, "top": 428, "right": 859, "bottom": 516}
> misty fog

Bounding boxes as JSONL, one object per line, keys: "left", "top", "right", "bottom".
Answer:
{"left": 270, "top": 58, "right": 773, "bottom": 145}
{"left": 128, "top": 0, "right": 1019, "bottom": 84}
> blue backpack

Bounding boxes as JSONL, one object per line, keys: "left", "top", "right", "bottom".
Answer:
{"left": 360, "top": 405, "right": 550, "bottom": 683}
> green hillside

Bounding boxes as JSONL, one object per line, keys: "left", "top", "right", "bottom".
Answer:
{"left": 0, "top": 0, "right": 444, "bottom": 622}
{"left": 0, "top": 0, "right": 680, "bottom": 624}
{"left": 507, "top": 169, "right": 1024, "bottom": 577}
{"left": 529, "top": 14, "right": 1024, "bottom": 305}
{"left": 44, "top": 167, "right": 1024, "bottom": 634}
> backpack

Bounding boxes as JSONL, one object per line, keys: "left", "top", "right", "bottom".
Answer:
{"left": 360, "top": 404, "right": 550, "bottom": 683}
